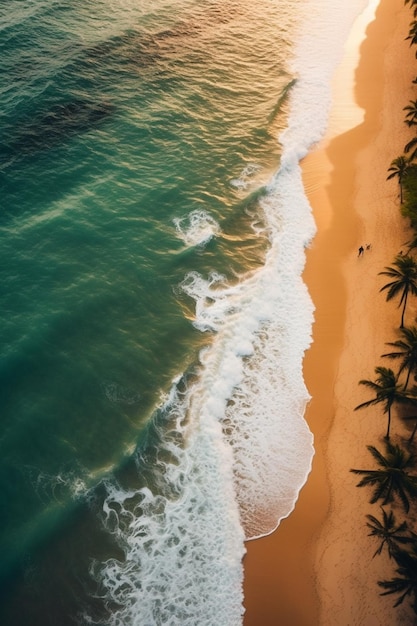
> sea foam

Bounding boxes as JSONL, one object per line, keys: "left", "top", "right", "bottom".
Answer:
{"left": 94, "top": 0, "right": 373, "bottom": 622}
{"left": 91, "top": 383, "right": 245, "bottom": 626}
{"left": 173, "top": 209, "right": 221, "bottom": 248}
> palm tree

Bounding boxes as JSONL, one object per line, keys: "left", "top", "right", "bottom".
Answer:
{"left": 406, "top": 20, "right": 417, "bottom": 47}
{"left": 406, "top": 1, "right": 417, "bottom": 19}
{"left": 379, "top": 255, "right": 417, "bottom": 328}
{"left": 355, "top": 367, "right": 415, "bottom": 439}
{"left": 387, "top": 156, "right": 410, "bottom": 204}
{"left": 350, "top": 442, "right": 417, "bottom": 513}
{"left": 405, "top": 135, "right": 417, "bottom": 161}
{"left": 366, "top": 507, "right": 412, "bottom": 558}
{"left": 406, "top": 233, "right": 417, "bottom": 253}
{"left": 382, "top": 326, "right": 417, "bottom": 389}
{"left": 378, "top": 543, "right": 417, "bottom": 613}
{"left": 404, "top": 101, "right": 417, "bottom": 128}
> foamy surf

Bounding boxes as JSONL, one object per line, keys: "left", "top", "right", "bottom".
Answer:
{"left": 90, "top": 382, "right": 245, "bottom": 626}
{"left": 92, "top": 0, "right": 373, "bottom": 623}
{"left": 229, "top": 163, "right": 263, "bottom": 191}
{"left": 92, "top": 164, "right": 316, "bottom": 622}
{"left": 173, "top": 209, "right": 221, "bottom": 247}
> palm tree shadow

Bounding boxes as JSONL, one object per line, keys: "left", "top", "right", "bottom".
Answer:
{"left": 304, "top": 0, "right": 404, "bottom": 416}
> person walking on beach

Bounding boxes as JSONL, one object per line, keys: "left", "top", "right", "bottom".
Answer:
{"left": 358, "top": 245, "right": 364, "bottom": 256}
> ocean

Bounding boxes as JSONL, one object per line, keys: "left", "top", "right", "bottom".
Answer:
{"left": 0, "top": 1, "right": 369, "bottom": 624}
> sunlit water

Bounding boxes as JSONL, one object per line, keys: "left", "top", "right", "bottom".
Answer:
{"left": 0, "top": 1, "right": 369, "bottom": 624}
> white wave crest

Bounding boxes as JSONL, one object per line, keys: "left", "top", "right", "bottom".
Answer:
{"left": 173, "top": 209, "right": 221, "bottom": 247}
{"left": 177, "top": 160, "right": 316, "bottom": 538}
{"left": 92, "top": 385, "right": 245, "bottom": 626}
{"left": 93, "top": 1, "right": 374, "bottom": 622}
{"left": 280, "top": 0, "right": 369, "bottom": 162}
{"left": 229, "top": 163, "right": 262, "bottom": 191}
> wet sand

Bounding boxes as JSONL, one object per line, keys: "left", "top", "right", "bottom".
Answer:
{"left": 243, "top": 0, "right": 416, "bottom": 624}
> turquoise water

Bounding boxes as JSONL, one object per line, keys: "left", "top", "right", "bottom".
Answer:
{"left": 0, "top": 1, "right": 369, "bottom": 624}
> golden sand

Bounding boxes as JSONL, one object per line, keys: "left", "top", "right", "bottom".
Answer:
{"left": 243, "top": 0, "right": 416, "bottom": 623}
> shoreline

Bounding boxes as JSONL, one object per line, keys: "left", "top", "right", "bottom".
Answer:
{"left": 243, "top": 0, "right": 416, "bottom": 624}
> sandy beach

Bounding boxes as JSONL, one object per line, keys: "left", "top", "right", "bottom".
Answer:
{"left": 243, "top": 0, "right": 417, "bottom": 624}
